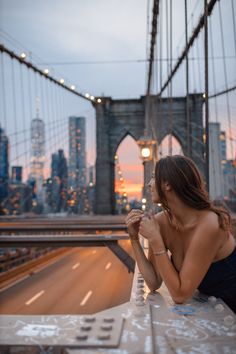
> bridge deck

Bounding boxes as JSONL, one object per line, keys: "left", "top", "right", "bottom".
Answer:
{"left": 0, "top": 270, "right": 235, "bottom": 353}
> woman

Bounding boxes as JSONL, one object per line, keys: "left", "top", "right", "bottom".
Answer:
{"left": 125, "top": 155, "right": 236, "bottom": 313}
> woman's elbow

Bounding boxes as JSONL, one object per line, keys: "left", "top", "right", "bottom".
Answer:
{"left": 147, "top": 279, "right": 162, "bottom": 292}
{"left": 172, "top": 292, "right": 192, "bottom": 304}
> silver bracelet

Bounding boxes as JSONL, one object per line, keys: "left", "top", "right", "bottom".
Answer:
{"left": 153, "top": 250, "right": 167, "bottom": 256}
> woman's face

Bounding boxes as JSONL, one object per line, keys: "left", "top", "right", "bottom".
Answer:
{"left": 148, "top": 173, "right": 159, "bottom": 203}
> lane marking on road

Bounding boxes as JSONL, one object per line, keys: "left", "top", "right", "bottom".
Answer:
{"left": 92, "top": 250, "right": 97, "bottom": 254}
{"left": 80, "top": 290, "right": 93, "bottom": 306}
{"left": 25, "top": 290, "right": 45, "bottom": 306}
{"left": 105, "top": 262, "right": 112, "bottom": 270}
{"left": 72, "top": 262, "right": 80, "bottom": 270}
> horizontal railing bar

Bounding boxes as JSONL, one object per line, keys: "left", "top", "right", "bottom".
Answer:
{"left": 0, "top": 225, "right": 126, "bottom": 231}
{"left": 0, "top": 234, "right": 129, "bottom": 247}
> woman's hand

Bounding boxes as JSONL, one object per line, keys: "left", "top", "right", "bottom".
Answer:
{"left": 125, "top": 209, "right": 144, "bottom": 240}
{"left": 139, "top": 214, "right": 164, "bottom": 248}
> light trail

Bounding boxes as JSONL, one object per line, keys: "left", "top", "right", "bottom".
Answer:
{"left": 80, "top": 290, "right": 92, "bottom": 306}
{"left": 25, "top": 290, "right": 45, "bottom": 305}
{"left": 72, "top": 263, "right": 80, "bottom": 270}
{"left": 105, "top": 262, "right": 112, "bottom": 270}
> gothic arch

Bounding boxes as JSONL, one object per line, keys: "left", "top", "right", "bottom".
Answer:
{"left": 94, "top": 94, "right": 204, "bottom": 214}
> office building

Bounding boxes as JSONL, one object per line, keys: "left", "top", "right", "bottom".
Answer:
{"left": 50, "top": 149, "right": 68, "bottom": 212}
{"left": 12, "top": 166, "right": 22, "bottom": 183}
{"left": 68, "top": 116, "right": 87, "bottom": 213}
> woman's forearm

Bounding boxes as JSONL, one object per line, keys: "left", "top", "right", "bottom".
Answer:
{"left": 150, "top": 239, "right": 184, "bottom": 302}
{"left": 131, "top": 239, "right": 162, "bottom": 291}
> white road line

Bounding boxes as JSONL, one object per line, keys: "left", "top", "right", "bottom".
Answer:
{"left": 25, "top": 290, "right": 45, "bottom": 306}
{"left": 105, "top": 262, "right": 112, "bottom": 270}
{"left": 92, "top": 250, "right": 97, "bottom": 254}
{"left": 72, "top": 262, "right": 80, "bottom": 270}
{"left": 80, "top": 290, "right": 93, "bottom": 306}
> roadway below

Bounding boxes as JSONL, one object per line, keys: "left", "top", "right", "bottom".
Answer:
{"left": 0, "top": 240, "right": 134, "bottom": 315}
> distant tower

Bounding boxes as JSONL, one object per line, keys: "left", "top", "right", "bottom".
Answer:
{"left": 30, "top": 98, "right": 45, "bottom": 203}
{"left": 68, "top": 116, "right": 86, "bottom": 213}
{"left": 0, "top": 127, "right": 9, "bottom": 199}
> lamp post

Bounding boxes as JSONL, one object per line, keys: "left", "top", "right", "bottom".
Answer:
{"left": 137, "top": 129, "right": 157, "bottom": 210}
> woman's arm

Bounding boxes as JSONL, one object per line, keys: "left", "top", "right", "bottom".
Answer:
{"left": 139, "top": 213, "right": 222, "bottom": 303}
{"left": 131, "top": 239, "right": 162, "bottom": 291}
{"left": 125, "top": 210, "right": 162, "bottom": 291}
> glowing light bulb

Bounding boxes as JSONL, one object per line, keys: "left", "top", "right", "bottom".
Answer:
{"left": 20, "top": 52, "right": 26, "bottom": 60}
{"left": 59, "top": 78, "right": 65, "bottom": 84}
{"left": 141, "top": 147, "right": 151, "bottom": 158}
{"left": 44, "top": 68, "right": 49, "bottom": 75}
{"left": 70, "top": 85, "right": 76, "bottom": 90}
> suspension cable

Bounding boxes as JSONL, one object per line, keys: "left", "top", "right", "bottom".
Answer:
{"left": 231, "top": 0, "right": 236, "bottom": 57}
{"left": 209, "top": 16, "right": 218, "bottom": 122}
{"left": 218, "top": 0, "right": 234, "bottom": 161}
{"left": 0, "top": 44, "right": 93, "bottom": 102}
{"left": 185, "top": 0, "right": 190, "bottom": 156}
{"left": 158, "top": 0, "right": 218, "bottom": 96}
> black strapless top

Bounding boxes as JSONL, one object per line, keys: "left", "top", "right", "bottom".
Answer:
{"left": 197, "top": 247, "right": 236, "bottom": 312}
{"left": 172, "top": 247, "right": 236, "bottom": 313}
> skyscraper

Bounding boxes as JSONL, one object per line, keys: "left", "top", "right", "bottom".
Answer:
{"left": 12, "top": 166, "right": 22, "bottom": 183}
{"left": 68, "top": 116, "right": 86, "bottom": 213}
{"left": 0, "top": 127, "right": 9, "bottom": 200}
{"left": 29, "top": 112, "right": 45, "bottom": 204}
{"left": 50, "top": 149, "right": 68, "bottom": 212}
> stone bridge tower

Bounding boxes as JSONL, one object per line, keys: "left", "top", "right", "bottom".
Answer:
{"left": 93, "top": 94, "right": 204, "bottom": 214}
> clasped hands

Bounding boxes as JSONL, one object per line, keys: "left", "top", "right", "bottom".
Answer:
{"left": 125, "top": 209, "right": 162, "bottom": 245}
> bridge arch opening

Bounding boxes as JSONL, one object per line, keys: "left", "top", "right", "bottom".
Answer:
{"left": 114, "top": 135, "right": 143, "bottom": 214}
{"left": 159, "top": 134, "right": 184, "bottom": 158}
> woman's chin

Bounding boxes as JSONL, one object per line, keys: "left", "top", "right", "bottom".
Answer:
{"left": 151, "top": 196, "right": 159, "bottom": 203}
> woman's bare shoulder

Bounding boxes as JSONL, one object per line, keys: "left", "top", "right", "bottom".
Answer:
{"left": 198, "top": 210, "right": 220, "bottom": 230}
{"left": 154, "top": 210, "right": 169, "bottom": 226}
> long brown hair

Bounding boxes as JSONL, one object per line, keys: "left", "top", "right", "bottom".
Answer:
{"left": 155, "top": 155, "right": 231, "bottom": 231}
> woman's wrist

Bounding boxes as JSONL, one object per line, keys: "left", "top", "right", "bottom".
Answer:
{"left": 149, "top": 236, "right": 165, "bottom": 252}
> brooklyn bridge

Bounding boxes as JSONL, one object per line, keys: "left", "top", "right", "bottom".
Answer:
{"left": 0, "top": 0, "right": 236, "bottom": 352}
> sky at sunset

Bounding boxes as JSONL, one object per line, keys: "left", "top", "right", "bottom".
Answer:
{"left": 0, "top": 0, "right": 235, "bottom": 201}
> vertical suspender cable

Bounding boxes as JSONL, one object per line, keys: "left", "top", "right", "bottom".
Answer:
{"left": 159, "top": 0, "right": 163, "bottom": 157}
{"left": 185, "top": 0, "right": 190, "bottom": 157}
{"left": 19, "top": 64, "right": 28, "bottom": 178}
{"left": 45, "top": 77, "right": 51, "bottom": 175}
{"left": 11, "top": 60, "right": 18, "bottom": 165}
{"left": 146, "top": 0, "right": 150, "bottom": 89}
{"left": 196, "top": 35, "right": 202, "bottom": 92}
{"left": 191, "top": 14, "right": 197, "bottom": 94}
{"left": 231, "top": 0, "right": 236, "bottom": 57}
{"left": 166, "top": 0, "right": 172, "bottom": 155}
{"left": 218, "top": 0, "right": 235, "bottom": 190}
{"left": 0, "top": 55, "right": 7, "bottom": 132}
{"left": 209, "top": 17, "right": 218, "bottom": 123}
{"left": 169, "top": 0, "right": 173, "bottom": 156}
{"left": 204, "top": 0, "right": 210, "bottom": 191}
